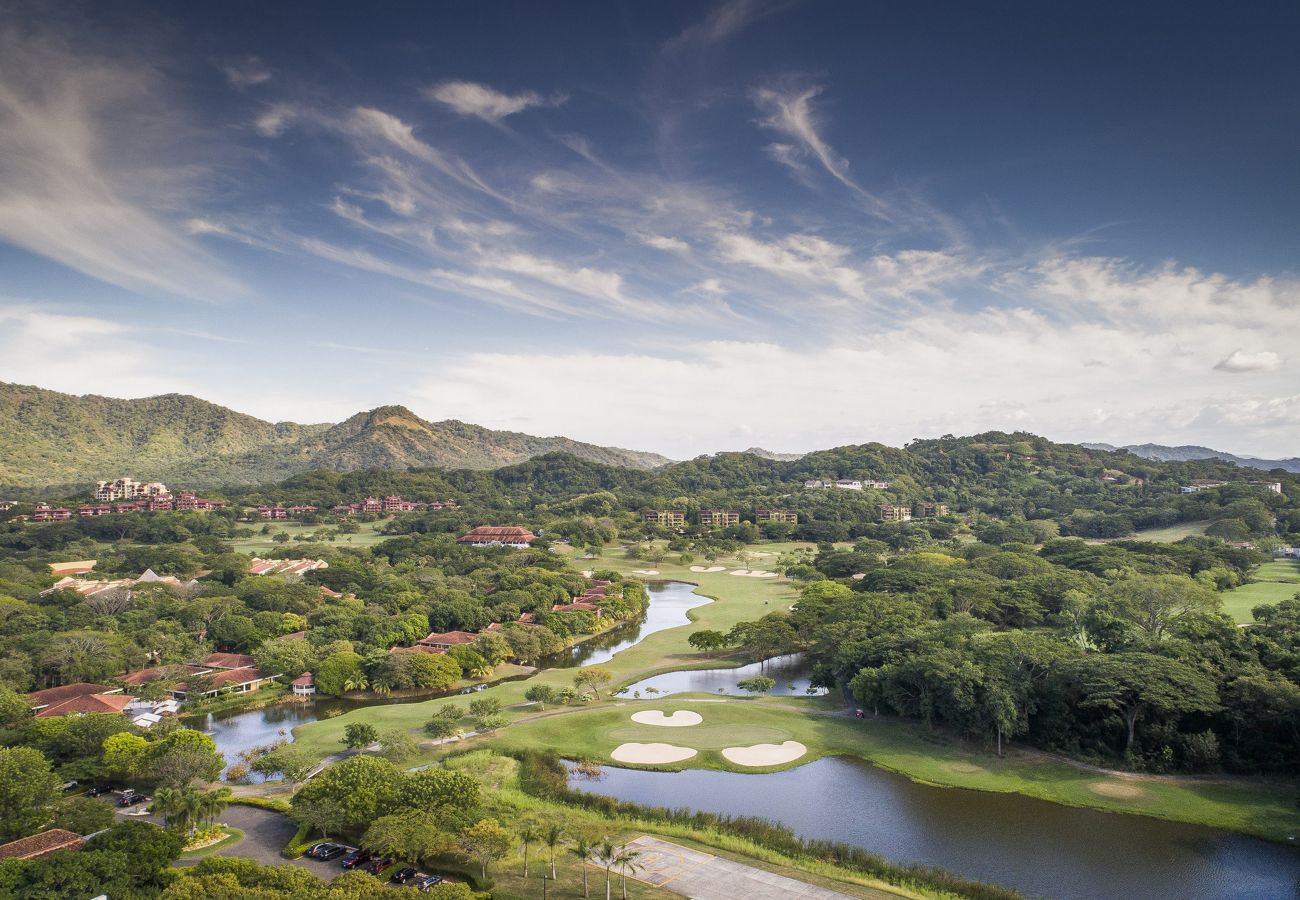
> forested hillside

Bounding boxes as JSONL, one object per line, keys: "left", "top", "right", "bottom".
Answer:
{"left": 0, "top": 383, "right": 671, "bottom": 491}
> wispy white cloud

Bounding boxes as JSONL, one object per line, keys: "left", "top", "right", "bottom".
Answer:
{"left": 426, "top": 80, "right": 564, "bottom": 124}
{"left": 0, "top": 28, "right": 241, "bottom": 300}
{"left": 222, "top": 56, "right": 271, "bottom": 89}
{"left": 639, "top": 233, "right": 691, "bottom": 254}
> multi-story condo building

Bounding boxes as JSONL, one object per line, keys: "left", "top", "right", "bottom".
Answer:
{"left": 879, "top": 503, "right": 912, "bottom": 523}
{"left": 642, "top": 509, "right": 686, "bottom": 528}
{"left": 698, "top": 509, "right": 741, "bottom": 528}
{"left": 755, "top": 508, "right": 798, "bottom": 523}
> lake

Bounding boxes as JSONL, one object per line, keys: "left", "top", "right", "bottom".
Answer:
{"left": 573, "top": 756, "right": 1300, "bottom": 899}
{"left": 621, "top": 651, "right": 827, "bottom": 696}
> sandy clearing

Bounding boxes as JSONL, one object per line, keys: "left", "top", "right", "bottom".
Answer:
{"left": 744, "top": 570, "right": 778, "bottom": 577}
{"left": 631, "top": 709, "right": 703, "bottom": 727}
{"left": 632, "top": 569, "right": 660, "bottom": 575}
{"left": 689, "top": 565, "right": 727, "bottom": 572}
{"left": 728, "top": 569, "right": 750, "bottom": 575}
{"left": 721, "top": 741, "right": 808, "bottom": 766}
{"left": 611, "top": 742, "right": 698, "bottom": 764}
{"left": 1088, "top": 781, "right": 1145, "bottom": 800}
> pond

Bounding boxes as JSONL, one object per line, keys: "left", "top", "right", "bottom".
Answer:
{"left": 203, "top": 580, "right": 707, "bottom": 774}
{"left": 620, "top": 652, "right": 827, "bottom": 697}
{"left": 546, "top": 580, "right": 710, "bottom": 668}
{"left": 572, "top": 756, "right": 1300, "bottom": 899}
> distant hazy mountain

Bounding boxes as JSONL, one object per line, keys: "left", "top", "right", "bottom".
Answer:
{"left": 0, "top": 383, "right": 672, "bottom": 491}
{"left": 1083, "top": 442, "right": 1300, "bottom": 473}
{"left": 740, "top": 447, "right": 806, "bottom": 461}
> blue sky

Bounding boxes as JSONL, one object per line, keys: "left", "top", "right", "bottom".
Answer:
{"left": 1, "top": 0, "right": 1298, "bottom": 458}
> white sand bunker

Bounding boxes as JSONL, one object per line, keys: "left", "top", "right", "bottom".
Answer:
{"left": 631, "top": 709, "right": 703, "bottom": 727}
{"left": 728, "top": 569, "right": 751, "bottom": 575}
{"left": 744, "top": 570, "right": 778, "bottom": 578}
{"left": 611, "top": 742, "right": 698, "bottom": 764}
{"left": 721, "top": 741, "right": 808, "bottom": 766}
{"left": 632, "top": 569, "right": 660, "bottom": 575}
{"left": 689, "top": 565, "right": 727, "bottom": 573}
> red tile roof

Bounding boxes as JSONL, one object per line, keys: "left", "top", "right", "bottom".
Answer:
{"left": 201, "top": 652, "right": 257, "bottom": 670}
{"left": 416, "top": 630, "right": 478, "bottom": 647}
{"left": 36, "top": 693, "right": 133, "bottom": 718}
{"left": 0, "top": 829, "right": 85, "bottom": 860}
{"left": 457, "top": 526, "right": 536, "bottom": 544}
{"left": 291, "top": 672, "right": 314, "bottom": 686}
{"left": 27, "top": 683, "right": 118, "bottom": 708}
{"left": 203, "top": 667, "right": 274, "bottom": 689}
{"left": 119, "top": 664, "right": 208, "bottom": 686}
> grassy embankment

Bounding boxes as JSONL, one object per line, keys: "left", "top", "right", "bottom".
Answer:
{"left": 292, "top": 542, "right": 1300, "bottom": 843}
{"left": 1222, "top": 559, "right": 1300, "bottom": 624}
{"left": 1128, "top": 520, "right": 1210, "bottom": 542}
{"left": 227, "top": 518, "right": 392, "bottom": 554}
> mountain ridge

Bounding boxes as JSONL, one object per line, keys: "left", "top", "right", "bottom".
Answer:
{"left": 1082, "top": 442, "right": 1300, "bottom": 473}
{"left": 0, "top": 382, "right": 672, "bottom": 491}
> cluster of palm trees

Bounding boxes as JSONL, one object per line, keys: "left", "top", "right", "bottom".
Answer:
{"left": 528, "top": 825, "right": 641, "bottom": 900}
{"left": 149, "top": 786, "right": 231, "bottom": 837}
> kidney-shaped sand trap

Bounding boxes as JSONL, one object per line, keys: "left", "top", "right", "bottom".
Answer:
{"left": 721, "top": 740, "right": 808, "bottom": 766}
{"left": 631, "top": 569, "right": 660, "bottom": 575}
{"left": 689, "top": 565, "right": 727, "bottom": 572}
{"left": 611, "top": 742, "right": 698, "bottom": 764}
{"left": 630, "top": 709, "right": 703, "bottom": 727}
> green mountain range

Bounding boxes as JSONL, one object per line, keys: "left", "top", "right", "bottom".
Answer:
{"left": 0, "top": 383, "right": 671, "bottom": 492}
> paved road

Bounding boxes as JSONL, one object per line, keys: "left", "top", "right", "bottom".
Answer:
{"left": 174, "top": 804, "right": 344, "bottom": 883}
{"left": 624, "top": 835, "right": 888, "bottom": 900}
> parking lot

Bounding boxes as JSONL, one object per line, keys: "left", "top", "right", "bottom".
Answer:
{"left": 621, "top": 836, "right": 866, "bottom": 900}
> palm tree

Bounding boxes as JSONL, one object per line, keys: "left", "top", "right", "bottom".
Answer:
{"left": 198, "top": 787, "right": 231, "bottom": 825}
{"left": 370, "top": 672, "right": 395, "bottom": 696}
{"left": 178, "top": 788, "right": 204, "bottom": 835}
{"left": 615, "top": 845, "right": 643, "bottom": 899}
{"left": 150, "top": 787, "right": 183, "bottom": 828}
{"left": 594, "top": 840, "right": 619, "bottom": 900}
{"left": 544, "top": 823, "right": 567, "bottom": 879}
{"left": 518, "top": 821, "right": 542, "bottom": 877}
{"left": 568, "top": 835, "right": 597, "bottom": 898}
{"left": 343, "top": 673, "right": 369, "bottom": 693}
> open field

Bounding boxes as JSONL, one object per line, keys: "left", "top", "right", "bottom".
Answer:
{"left": 1222, "top": 558, "right": 1300, "bottom": 623}
{"left": 1129, "top": 520, "right": 1210, "bottom": 542}
{"left": 228, "top": 519, "right": 392, "bottom": 554}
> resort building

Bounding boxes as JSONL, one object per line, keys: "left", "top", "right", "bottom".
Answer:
{"left": 1179, "top": 480, "right": 1229, "bottom": 493}
{"left": 642, "top": 509, "right": 686, "bottom": 528}
{"left": 0, "top": 830, "right": 86, "bottom": 861}
{"left": 32, "top": 505, "right": 71, "bottom": 522}
{"left": 1251, "top": 481, "right": 1283, "bottom": 494}
{"left": 291, "top": 672, "right": 316, "bottom": 695}
{"left": 77, "top": 505, "right": 112, "bottom": 517}
{"left": 879, "top": 503, "right": 913, "bottom": 523}
{"left": 835, "top": 479, "right": 864, "bottom": 490}
{"left": 698, "top": 509, "right": 741, "bottom": 528}
{"left": 917, "top": 502, "right": 950, "bottom": 517}
{"left": 383, "top": 495, "right": 418, "bottom": 512}
{"left": 457, "top": 526, "right": 537, "bottom": 549}
{"left": 755, "top": 508, "right": 798, "bottom": 523}
{"left": 27, "top": 683, "right": 128, "bottom": 718}
{"left": 247, "top": 558, "right": 329, "bottom": 576}
{"left": 415, "top": 630, "right": 479, "bottom": 652}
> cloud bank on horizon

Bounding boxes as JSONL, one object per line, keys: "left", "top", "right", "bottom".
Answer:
{"left": 0, "top": 1, "right": 1296, "bottom": 458}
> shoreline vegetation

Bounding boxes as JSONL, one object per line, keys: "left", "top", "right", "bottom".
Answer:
{"left": 285, "top": 547, "right": 1300, "bottom": 846}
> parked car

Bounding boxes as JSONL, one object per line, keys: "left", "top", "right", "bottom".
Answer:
{"left": 117, "top": 791, "right": 147, "bottom": 807}
{"left": 87, "top": 785, "right": 114, "bottom": 797}
{"left": 390, "top": 866, "right": 418, "bottom": 884}
{"left": 306, "top": 842, "right": 344, "bottom": 859}
{"left": 317, "top": 844, "right": 348, "bottom": 861}
{"left": 415, "top": 874, "right": 444, "bottom": 891}
{"left": 61, "top": 780, "right": 78, "bottom": 791}
{"left": 363, "top": 856, "right": 392, "bottom": 875}
{"left": 340, "top": 849, "right": 372, "bottom": 869}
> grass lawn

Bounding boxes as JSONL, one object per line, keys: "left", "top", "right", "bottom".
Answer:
{"left": 1222, "top": 559, "right": 1300, "bottom": 623}
{"left": 1129, "top": 521, "right": 1210, "bottom": 542}
{"left": 228, "top": 519, "right": 392, "bottom": 554}
{"left": 179, "top": 826, "right": 244, "bottom": 857}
